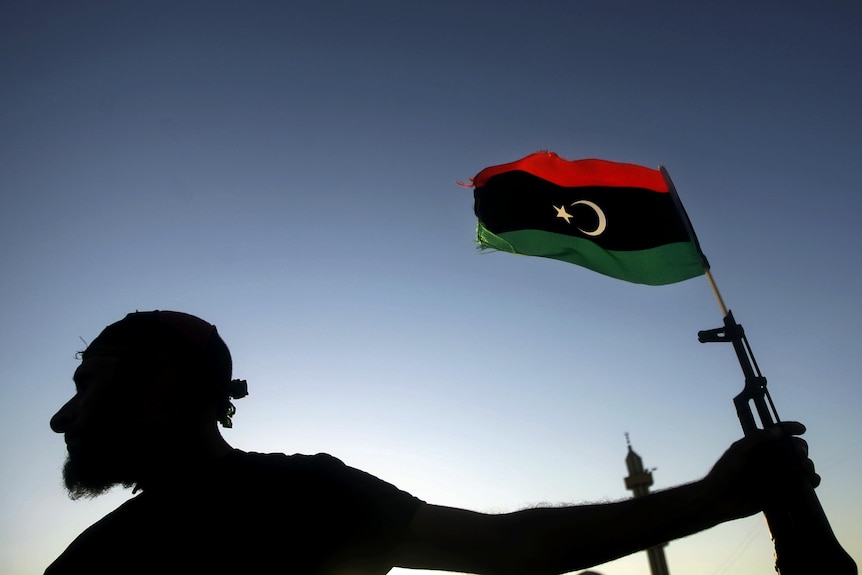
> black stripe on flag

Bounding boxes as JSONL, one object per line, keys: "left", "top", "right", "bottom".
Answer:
{"left": 474, "top": 171, "right": 691, "bottom": 251}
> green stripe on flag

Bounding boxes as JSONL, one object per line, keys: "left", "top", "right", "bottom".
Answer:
{"left": 477, "top": 222, "right": 704, "bottom": 286}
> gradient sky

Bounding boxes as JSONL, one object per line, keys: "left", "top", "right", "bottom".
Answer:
{"left": 2, "top": 2, "right": 860, "bottom": 574}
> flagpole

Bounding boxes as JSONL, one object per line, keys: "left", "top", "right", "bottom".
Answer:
{"left": 704, "top": 268, "right": 728, "bottom": 318}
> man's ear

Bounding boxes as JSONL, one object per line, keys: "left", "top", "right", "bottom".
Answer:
{"left": 136, "top": 360, "right": 183, "bottom": 426}
{"left": 139, "top": 360, "right": 218, "bottom": 429}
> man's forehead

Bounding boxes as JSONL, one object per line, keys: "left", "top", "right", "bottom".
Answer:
{"left": 73, "top": 356, "right": 121, "bottom": 385}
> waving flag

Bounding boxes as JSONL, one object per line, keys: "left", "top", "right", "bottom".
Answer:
{"left": 472, "top": 151, "right": 707, "bottom": 285}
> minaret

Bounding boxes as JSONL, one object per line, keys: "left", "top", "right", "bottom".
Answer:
{"left": 624, "top": 433, "right": 670, "bottom": 575}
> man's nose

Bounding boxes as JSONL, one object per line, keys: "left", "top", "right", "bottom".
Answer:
{"left": 50, "top": 397, "right": 76, "bottom": 433}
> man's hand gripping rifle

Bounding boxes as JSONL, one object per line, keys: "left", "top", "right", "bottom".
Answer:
{"left": 699, "top": 311, "right": 856, "bottom": 574}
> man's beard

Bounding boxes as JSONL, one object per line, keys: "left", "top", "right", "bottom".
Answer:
{"left": 62, "top": 451, "right": 135, "bottom": 500}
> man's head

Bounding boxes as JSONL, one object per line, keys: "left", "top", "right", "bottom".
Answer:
{"left": 50, "top": 311, "right": 247, "bottom": 498}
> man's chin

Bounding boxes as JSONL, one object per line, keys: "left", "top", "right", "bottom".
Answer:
{"left": 62, "top": 454, "right": 133, "bottom": 500}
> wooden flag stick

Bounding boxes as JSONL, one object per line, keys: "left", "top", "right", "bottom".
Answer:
{"left": 704, "top": 268, "right": 729, "bottom": 318}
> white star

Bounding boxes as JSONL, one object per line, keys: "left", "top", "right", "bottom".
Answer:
{"left": 554, "top": 205, "right": 573, "bottom": 224}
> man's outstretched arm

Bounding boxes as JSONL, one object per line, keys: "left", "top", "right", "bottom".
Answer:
{"left": 392, "top": 422, "right": 816, "bottom": 575}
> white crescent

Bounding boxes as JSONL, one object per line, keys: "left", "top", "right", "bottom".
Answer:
{"left": 571, "top": 200, "right": 607, "bottom": 236}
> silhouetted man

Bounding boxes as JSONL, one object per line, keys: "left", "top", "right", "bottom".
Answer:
{"left": 47, "top": 310, "right": 819, "bottom": 574}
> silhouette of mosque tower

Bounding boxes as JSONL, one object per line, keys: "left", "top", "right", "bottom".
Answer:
{"left": 624, "top": 433, "right": 670, "bottom": 575}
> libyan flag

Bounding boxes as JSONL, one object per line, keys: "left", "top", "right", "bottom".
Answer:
{"left": 472, "top": 151, "right": 708, "bottom": 286}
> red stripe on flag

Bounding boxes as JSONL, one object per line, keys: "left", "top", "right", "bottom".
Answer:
{"left": 472, "top": 151, "right": 668, "bottom": 192}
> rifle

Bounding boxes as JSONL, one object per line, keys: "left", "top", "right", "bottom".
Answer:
{"left": 699, "top": 310, "right": 857, "bottom": 574}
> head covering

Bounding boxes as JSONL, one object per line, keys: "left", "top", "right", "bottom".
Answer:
{"left": 83, "top": 311, "right": 248, "bottom": 427}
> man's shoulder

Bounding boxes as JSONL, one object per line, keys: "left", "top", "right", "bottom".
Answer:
{"left": 218, "top": 450, "right": 366, "bottom": 492}
{"left": 224, "top": 450, "right": 423, "bottom": 506}
{"left": 224, "top": 450, "right": 346, "bottom": 475}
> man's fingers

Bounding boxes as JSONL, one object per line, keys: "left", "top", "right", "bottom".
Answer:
{"left": 791, "top": 437, "right": 809, "bottom": 457}
{"left": 775, "top": 421, "right": 807, "bottom": 436}
{"left": 780, "top": 430, "right": 821, "bottom": 488}
{"left": 807, "top": 465, "right": 821, "bottom": 488}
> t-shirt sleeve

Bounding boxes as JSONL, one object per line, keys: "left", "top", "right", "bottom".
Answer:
{"left": 238, "top": 451, "right": 425, "bottom": 572}
{"left": 308, "top": 453, "right": 424, "bottom": 572}
{"left": 312, "top": 453, "right": 423, "bottom": 532}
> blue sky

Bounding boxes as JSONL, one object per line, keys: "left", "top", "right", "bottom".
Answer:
{"left": 2, "top": 2, "right": 860, "bottom": 574}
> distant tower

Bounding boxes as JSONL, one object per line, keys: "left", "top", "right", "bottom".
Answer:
{"left": 624, "top": 433, "right": 670, "bottom": 575}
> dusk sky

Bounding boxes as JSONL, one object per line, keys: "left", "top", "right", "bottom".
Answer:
{"left": 2, "top": 2, "right": 860, "bottom": 574}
